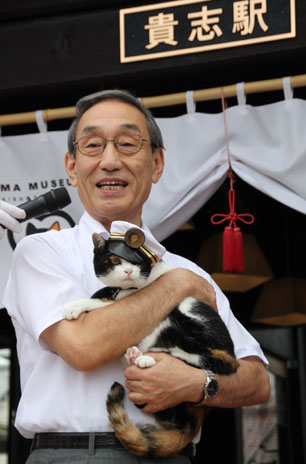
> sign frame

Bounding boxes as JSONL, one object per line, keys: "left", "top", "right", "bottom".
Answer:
{"left": 119, "top": 0, "right": 296, "bottom": 63}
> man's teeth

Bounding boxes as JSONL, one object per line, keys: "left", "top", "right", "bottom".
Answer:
{"left": 97, "top": 181, "right": 126, "bottom": 190}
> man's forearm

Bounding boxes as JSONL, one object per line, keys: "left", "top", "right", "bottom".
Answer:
{"left": 204, "top": 356, "right": 270, "bottom": 408}
{"left": 42, "top": 268, "right": 216, "bottom": 371}
{"left": 71, "top": 271, "right": 190, "bottom": 369}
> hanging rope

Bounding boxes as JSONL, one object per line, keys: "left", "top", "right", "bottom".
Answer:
{"left": 211, "top": 88, "right": 254, "bottom": 272}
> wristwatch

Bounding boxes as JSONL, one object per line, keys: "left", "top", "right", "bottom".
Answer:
{"left": 194, "top": 369, "right": 219, "bottom": 406}
{"left": 203, "top": 369, "right": 218, "bottom": 400}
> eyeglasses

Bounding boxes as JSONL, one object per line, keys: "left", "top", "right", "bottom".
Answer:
{"left": 73, "top": 134, "right": 151, "bottom": 157}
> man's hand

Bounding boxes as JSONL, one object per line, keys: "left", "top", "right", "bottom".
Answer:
{"left": 170, "top": 268, "right": 217, "bottom": 312}
{"left": 124, "top": 352, "right": 205, "bottom": 413}
{"left": 125, "top": 353, "right": 270, "bottom": 412}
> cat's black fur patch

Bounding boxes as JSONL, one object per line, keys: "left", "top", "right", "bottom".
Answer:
{"left": 91, "top": 286, "right": 121, "bottom": 300}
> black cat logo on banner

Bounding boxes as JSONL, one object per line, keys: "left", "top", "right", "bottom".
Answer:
{"left": 7, "top": 212, "right": 75, "bottom": 251}
{"left": 119, "top": 0, "right": 296, "bottom": 63}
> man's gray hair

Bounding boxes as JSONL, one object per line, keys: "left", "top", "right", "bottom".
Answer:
{"left": 67, "top": 89, "right": 164, "bottom": 157}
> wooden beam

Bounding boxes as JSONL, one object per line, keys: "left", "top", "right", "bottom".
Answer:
{"left": 0, "top": 74, "right": 305, "bottom": 127}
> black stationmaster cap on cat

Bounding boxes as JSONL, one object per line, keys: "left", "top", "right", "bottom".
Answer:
{"left": 107, "top": 228, "right": 159, "bottom": 267}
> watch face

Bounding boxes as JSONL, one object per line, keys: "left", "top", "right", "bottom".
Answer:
{"left": 207, "top": 378, "right": 218, "bottom": 398}
{"left": 205, "top": 371, "right": 218, "bottom": 399}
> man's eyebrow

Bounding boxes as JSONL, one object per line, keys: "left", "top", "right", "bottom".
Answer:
{"left": 81, "top": 124, "right": 141, "bottom": 136}
{"left": 82, "top": 125, "right": 100, "bottom": 135}
{"left": 119, "top": 123, "right": 141, "bottom": 134}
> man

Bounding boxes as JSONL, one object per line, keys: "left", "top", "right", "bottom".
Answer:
{"left": 0, "top": 201, "right": 25, "bottom": 238}
{"left": 3, "top": 89, "right": 270, "bottom": 463}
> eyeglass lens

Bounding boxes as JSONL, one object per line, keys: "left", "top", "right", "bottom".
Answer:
{"left": 76, "top": 134, "right": 144, "bottom": 156}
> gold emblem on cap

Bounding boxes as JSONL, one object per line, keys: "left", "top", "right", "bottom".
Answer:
{"left": 124, "top": 228, "right": 145, "bottom": 249}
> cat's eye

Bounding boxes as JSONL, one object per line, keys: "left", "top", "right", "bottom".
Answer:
{"left": 110, "top": 257, "right": 121, "bottom": 265}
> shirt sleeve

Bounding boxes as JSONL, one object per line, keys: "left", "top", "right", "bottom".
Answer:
{"left": 3, "top": 232, "right": 88, "bottom": 348}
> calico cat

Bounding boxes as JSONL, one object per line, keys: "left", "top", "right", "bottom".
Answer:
{"left": 62, "top": 232, "right": 239, "bottom": 458}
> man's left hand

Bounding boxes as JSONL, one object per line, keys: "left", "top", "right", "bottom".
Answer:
{"left": 124, "top": 352, "right": 204, "bottom": 413}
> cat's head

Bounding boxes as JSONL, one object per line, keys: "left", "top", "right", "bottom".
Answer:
{"left": 92, "top": 233, "right": 152, "bottom": 289}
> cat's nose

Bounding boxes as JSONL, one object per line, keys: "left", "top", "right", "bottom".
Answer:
{"left": 124, "top": 268, "right": 133, "bottom": 276}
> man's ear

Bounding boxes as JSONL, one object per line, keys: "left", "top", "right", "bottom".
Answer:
{"left": 152, "top": 148, "right": 164, "bottom": 184}
{"left": 65, "top": 152, "right": 77, "bottom": 187}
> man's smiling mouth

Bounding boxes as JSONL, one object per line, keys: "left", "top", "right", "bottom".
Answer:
{"left": 96, "top": 180, "right": 128, "bottom": 190}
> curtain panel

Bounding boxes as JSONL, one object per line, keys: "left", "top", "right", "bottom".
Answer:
{"left": 1, "top": 98, "right": 306, "bottom": 301}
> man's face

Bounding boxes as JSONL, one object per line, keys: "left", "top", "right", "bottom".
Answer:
{"left": 65, "top": 99, "right": 164, "bottom": 228}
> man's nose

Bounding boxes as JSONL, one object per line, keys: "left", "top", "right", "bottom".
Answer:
{"left": 98, "top": 141, "right": 122, "bottom": 170}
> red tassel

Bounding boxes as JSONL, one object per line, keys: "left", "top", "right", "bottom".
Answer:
{"left": 233, "top": 227, "right": 245, "bottom": 272}
{"left": 223, "top": 226, "right": 245, "bottom": 272}
{"left": 223, "top": 226, "right": 236, "bottom": 272}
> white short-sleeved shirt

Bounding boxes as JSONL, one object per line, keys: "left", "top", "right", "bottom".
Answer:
{"left": 3, "top": 211, "right": 267, "bottom": 439}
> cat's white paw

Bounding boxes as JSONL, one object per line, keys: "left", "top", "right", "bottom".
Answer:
{"left": 62, "top": 298, "right": 101, "bottom": 320}
{"left": 62, "top": 300, "right": 87, "bottom": 319}
{"left": 134, "top": 355, "right": 156, "bottom": 368}
{"left": 125, "top": 346, "right": 143, "bottom": 366}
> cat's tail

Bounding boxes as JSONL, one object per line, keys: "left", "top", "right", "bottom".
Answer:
{"left": 106, "top": 382, "right": 205, "bottom": 458}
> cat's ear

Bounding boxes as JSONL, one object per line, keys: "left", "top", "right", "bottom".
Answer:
{"left": 92, "top": 233, "right": 105, "bottom": 249}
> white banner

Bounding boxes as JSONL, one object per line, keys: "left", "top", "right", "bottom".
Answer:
{"left": 0, "top": 131, "right": 83, "bottom": 303}
{"left": 1, "top": 98, "right": 306, "bottom": 302}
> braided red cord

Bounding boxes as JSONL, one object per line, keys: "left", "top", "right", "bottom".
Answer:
{"left": 211, "top": 87, "right": 254, "bottom": 229}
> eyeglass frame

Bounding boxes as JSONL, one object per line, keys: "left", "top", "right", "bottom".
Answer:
{"left": 73, "top": 133, "right": 153, "bottom": 157}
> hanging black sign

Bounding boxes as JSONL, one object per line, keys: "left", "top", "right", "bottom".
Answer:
{"left": 119, "top": 0, "right": 296, "bottom": 63}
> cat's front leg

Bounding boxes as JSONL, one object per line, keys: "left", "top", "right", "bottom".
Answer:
{"left": 62, "top": 298, "right": 111, "bottom": 320}
{"left": 125, "top": 346, "right": 156, "bottom": 368}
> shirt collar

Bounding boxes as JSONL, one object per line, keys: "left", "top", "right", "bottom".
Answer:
{"left": 78, "top": 211, "right": 154, "bottom": 241}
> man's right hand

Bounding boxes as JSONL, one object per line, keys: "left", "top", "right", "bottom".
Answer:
{"left": 165, "top": 268, "right": 217, "bottom": 311}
